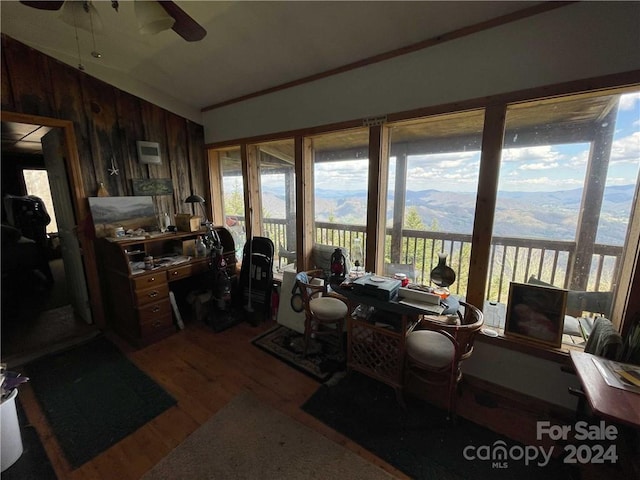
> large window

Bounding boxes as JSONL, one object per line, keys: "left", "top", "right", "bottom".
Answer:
{"left": 218, "top": 147, "right": 245, "bottom": 260}
{"left": 486, "top": 88, "right": 640, "bottom": 338}
{"left": 249, "top": 139, "right": 296, "bottom": 270}
{"left": 207, "top": 76, "right": 640, "bottom": 351}
{"left": 385, "top": 110, "right": 484, "bottom": 296}
{"left": 308, "top": 128, "right": 369, "bottom": 265}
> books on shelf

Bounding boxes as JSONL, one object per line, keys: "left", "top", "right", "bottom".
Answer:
{"left": 592, "top": 357, "right": 640, "bottom": 394}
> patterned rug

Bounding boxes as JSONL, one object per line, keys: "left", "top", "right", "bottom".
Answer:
{"left": 251, "top": 325, "right": 345, "bottom": 382}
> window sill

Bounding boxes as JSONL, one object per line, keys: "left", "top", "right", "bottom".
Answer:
{"left": 476, "top": 327, "right": 585, "bottom": 363}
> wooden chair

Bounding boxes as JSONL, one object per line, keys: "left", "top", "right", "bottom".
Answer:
{"left": 295, "top": 269, "right": 350, "bottom": 356}
{"left": 404, "top": 301, "right": 483, "bottom": 420}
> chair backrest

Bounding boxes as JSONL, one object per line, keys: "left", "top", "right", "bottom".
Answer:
{"left": 584, "top": 317, "right": 623, "bottom": 360}
{"left": 311, "top": 244, "right": 351, "bottom": 279}
{"left": 295, "top": 269, "right": 327, "bottom": 317}
{"left": 527, "top": 275, "right": 613, "bottom": 317}
{"left": 421, "top": 301, "right": 484, "bottom": 361}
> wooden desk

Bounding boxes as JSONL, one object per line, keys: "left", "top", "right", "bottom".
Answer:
{"left": 97, "top": 229, "right": 236, "bottom": 347}
{"left": 569, "top": 351, "right": 640, "bottom": 428}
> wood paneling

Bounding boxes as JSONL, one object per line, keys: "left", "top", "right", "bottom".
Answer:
{"left": 1, "top": 35, "right": 206, "bottom": 331}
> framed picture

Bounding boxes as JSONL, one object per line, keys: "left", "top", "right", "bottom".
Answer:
{"left": 504, "top": 282, "right": 567, "bottom": 348}
{"left": 88, "top": 196, "right": 157, "bottom": 238}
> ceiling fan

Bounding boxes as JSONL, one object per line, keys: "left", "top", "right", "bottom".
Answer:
{"left": 19, "top": 1, "right": 207, "bottom": 42}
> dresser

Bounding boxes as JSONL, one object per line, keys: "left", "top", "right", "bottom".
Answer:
{"left": 97, "top": 228, "right": 236, "bottom": 347}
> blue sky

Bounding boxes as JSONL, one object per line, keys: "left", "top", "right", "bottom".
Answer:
{"left": 309, "top": 91, "right": 640, "bottom": 194}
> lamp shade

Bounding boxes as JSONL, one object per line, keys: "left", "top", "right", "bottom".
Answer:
{"left": 135, "top": 0, "right": 175, "bottom": 35}
{"left": 184, "top": 194, "right": 206, "bottom": 204}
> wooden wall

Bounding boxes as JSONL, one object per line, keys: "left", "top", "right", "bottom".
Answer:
{"left": 1, "top": 35, "right": 206, "bottom": 328}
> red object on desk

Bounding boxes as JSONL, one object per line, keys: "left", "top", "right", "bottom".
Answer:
{"left": 570, "top": 351, "right": 640, "bottom": 428}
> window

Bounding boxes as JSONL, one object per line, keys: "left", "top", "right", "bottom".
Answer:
{"left": 23, "top": 168, "right": 57, "bottom": 233}
{"left": 308, "top": 128, "right": 369, "bottom": 265}
{"left": 385, "top": 110, "right": 485, "bottom": 297}
{"left": 249, "top": 139, "right": 296, "bottom": 269}
{"left": 218, "top": 147, "right": 245, "bottom": 260}
{"left": 486, "top": 88, "right": 640, "bottom": 340}
{"left": 207, "top": 74, "right": 640, "bottom": 351}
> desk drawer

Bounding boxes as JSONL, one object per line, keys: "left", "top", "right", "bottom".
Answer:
{"left": 133, "top": 273, "right": 166, "bottom": 290}
{"left": 139, "top": 311, "right": 174, "bottom": 338}
{"left": 167, "top": 264, "right": 193, "bottom": 281}
{"left": 135, "top": 283, "right": 169, "bottom": 307}
{"left": 138, "top": 298, "right": 172, "bottom": 324}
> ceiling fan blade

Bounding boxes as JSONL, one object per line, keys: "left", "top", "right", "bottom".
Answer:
{"left": 158, "top": 1, "right": 207, "bottom": 42}
{"left": 19, "top": 1, "right": 64, "bottom": 10}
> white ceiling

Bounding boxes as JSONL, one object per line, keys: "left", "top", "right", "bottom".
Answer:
{"left": 1, "top": 1, "right": 542, "bottom": 123}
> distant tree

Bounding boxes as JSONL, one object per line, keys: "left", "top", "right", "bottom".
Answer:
{"left": 224, "top": 181, "right": 244, "bottom": 216}
{"left": 405, "top": 207, "right": 425, "bottom": 230}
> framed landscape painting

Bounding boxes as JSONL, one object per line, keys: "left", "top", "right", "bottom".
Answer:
{"left": 88, "top": 196, "right": 156, "bottom": 237}
{"left": 504, "top": 282, "right": 567, "bottom": 348}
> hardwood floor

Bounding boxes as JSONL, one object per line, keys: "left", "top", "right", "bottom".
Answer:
{"left": 17, "top": 318, "right": 637, "bottom": 479}
{"left": 18, "top": 320, "right": 410, "bottom": 479}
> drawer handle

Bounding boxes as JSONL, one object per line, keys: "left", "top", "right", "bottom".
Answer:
{"left": 172, "top": 270, "right": 179, "bottom": 276}
{"left": 148, "top": 290, "right": 159, "bottom": 298}
{"left": 152, "top": 306, "right": 161, "bottom": 313}
{"left": 148, "top": 277, "right": 155, "bottom": 282}
{"left": 152, "top": 320, "right": 161, "bottom": 328}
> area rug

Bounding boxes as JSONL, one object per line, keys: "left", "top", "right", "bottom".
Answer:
{"left": 25, "top": 336, "right": 177, "bottom": 468}
{"left": 252, "top": 325, "right": 345, "bottom": 382}
{"left": 141, "top": 391, "right": 396, "bottom": 480}
{"left": 302, "top": 372, "right": 579, "bottom": 480}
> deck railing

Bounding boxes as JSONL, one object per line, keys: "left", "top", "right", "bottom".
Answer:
{"left": 249, "top": 217, "right": 622, "bottom": 302}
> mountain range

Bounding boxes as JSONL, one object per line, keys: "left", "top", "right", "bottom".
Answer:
{"left": 258, "top": 184, "right": 635, "bottom": 246}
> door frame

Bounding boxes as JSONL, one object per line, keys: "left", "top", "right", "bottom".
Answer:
{"left": 2, "top": 111, "right": 105, "bottom": 328}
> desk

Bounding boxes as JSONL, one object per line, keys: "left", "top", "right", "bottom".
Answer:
{"left": 97, "top": 229, "right": 236, "bottom": 347}
{"left": 332, "top": 281, "right": 459, "bottom": 403}
{"left": 569, "top": 351, "right": 640, "bottom": 428}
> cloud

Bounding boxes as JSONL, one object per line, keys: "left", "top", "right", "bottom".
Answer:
{"left": 502, "top": 145, "right": 562, "bottom": 164}
{"left": 618, "top": 92, "right": 640, "bottom": 111}
{"left": 520, "top": 162, "right": 560, "bottom": 170}
{"left": 610, "top": 131, "right": 640, "bottom": 165}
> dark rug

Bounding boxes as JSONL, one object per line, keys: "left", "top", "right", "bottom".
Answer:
{"left": 252, "top": 325, "right": 345, "bottom": 382}
{"left": 25, "top": 336, "right": 177, "bottom": 468}
{"left": 2, "top": 399, "right": 56, "bottom": 480}
{"left": 302, "top": 372, "right": 581, "bottom": 480}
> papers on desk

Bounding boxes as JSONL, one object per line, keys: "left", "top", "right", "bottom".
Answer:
{"left": 592, "top": 357, "right": 640, "bottom": 394}
{"left": 130, "top": 255, "right": 192, "bottom": 275}
{"left": 398, "top": 298, "right": 445, "bottom": 315}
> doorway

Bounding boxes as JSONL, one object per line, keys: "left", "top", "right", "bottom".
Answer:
{"left": 1, "top": 116, "right": 98, "bottom": 367}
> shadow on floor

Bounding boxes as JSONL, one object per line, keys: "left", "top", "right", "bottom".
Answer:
{"left": 1, "top": 258, "right": 99, "bottom": 368}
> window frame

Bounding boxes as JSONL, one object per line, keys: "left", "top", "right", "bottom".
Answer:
{"left": 206, "top": 71, "right": 640, "bottom": 356}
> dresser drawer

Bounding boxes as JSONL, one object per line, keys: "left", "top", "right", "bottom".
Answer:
{"left": 139, "top": 311, "right": 174, "bottom": 338}
{"left": 135, "top": 283, "right": 169, "bottom": 307}
{"left": 133, "top": 273, "right": 166, "bottom": 291}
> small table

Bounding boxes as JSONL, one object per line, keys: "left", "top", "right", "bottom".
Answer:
{"left": 332, "top": 280, "right": 459, "bottom": 405}
{"left": 569, "top": 351, "right": 640, "bottom": 428}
